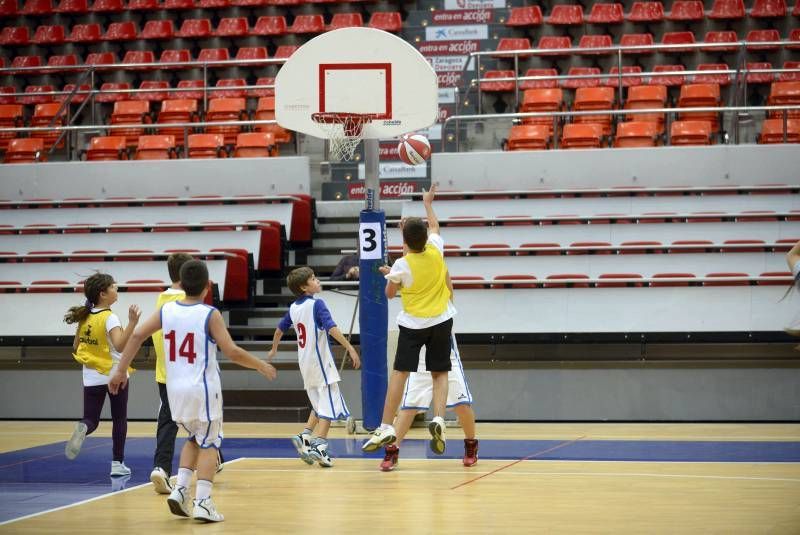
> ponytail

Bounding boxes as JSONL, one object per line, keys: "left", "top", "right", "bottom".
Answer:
{"left": 64, "top": 273, "right": 115, "bottom": 324}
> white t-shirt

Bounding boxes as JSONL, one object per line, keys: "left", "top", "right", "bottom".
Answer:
{"left": 385, "top": 233, "right": 457, "bottom": 329}
{"left": 82, "top": 309, "right": 123, "bottom": 387}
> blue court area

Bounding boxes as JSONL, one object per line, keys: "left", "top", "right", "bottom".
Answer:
{"left": 1, "top": 436, "right": 800, "bottom": 524}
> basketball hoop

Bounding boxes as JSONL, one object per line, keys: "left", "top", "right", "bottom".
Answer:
{"left": 311, "top": 112, "right": 375, "bottom": 162}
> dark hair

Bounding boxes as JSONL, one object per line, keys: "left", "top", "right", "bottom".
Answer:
{"left": 287, "top": 266, "right": 314, "bottom": 296}
{"left": 167, "top": 253, "right": 194, "bottom": 283}
{"left": 402, "top": 217, "right": 428, "bottom": 252}
{"left": 64, "top": 272, "right": 115, "bottom": 324}
{"left": 180, "top": 259, "right": 209, "bottom": 297}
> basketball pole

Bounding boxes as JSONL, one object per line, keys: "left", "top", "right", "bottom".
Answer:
{"left": 358, "top": 138, "right": 388, "bottom": 431}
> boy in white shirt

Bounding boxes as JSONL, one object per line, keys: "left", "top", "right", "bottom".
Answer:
{"left": 268, "top": 267, "right": 361, "bottom": 467}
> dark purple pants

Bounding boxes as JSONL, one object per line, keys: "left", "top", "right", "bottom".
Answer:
{"left": 82, "top": 384, "right": 128, "bottom": 462}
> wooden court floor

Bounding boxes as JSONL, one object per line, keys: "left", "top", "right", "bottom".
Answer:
{"left": 1, "top": 422, "right": 799, "bottom": 534}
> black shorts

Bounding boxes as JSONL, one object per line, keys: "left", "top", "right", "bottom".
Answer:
{"left": 394, "top": 318, "right": 453, "bottom": 372}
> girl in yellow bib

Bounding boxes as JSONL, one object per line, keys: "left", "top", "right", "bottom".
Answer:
{"left": 63, "top": 273, "right": 141, "bottom": 477}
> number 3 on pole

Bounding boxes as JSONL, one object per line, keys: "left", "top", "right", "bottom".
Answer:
{"left": 359, "top": 221, "right": 383, "bottom": 260}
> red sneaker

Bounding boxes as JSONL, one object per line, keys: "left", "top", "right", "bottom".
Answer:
{"left": 463, "top": 439, "right": 479, "bottom": 467}
{"left": 380, "top": 444, "right": 399, "bottom": 472}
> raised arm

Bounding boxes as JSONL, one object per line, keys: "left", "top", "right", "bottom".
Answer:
{"left": 108, "top": 305, "right": 141, "bottom": 355}
{"left": 423, "top": 184, "right": 439, "bottom": 235}
{"left": 787, "top": 240, "right": 800, "bottom": 271}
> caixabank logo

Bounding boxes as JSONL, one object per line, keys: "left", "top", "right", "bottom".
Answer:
{"left": 445, "top": 0, "right": 505, "bottom": 9}
{"left": 425, "top": 24, "right": 488, "bottom": 42}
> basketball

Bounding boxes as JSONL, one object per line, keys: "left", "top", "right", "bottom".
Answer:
{"left": 397, "top": 134, "right": 431, "bottom": 166}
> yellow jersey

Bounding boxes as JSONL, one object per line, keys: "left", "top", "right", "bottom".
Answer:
{"left": 152, "top": 289, "right": 186, "bottom": 383}
{"left": 73, "top": 309, "right": 134, "bottom": 375}
{"left": 401, "top": 243, "right": 450, "bottom": 318}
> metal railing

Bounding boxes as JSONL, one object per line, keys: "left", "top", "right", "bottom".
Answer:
{"left": 466, "top": 40, "right": 798, "bottom": 113}
{"left": 441, "top": 105, "right": 800, "bottom": 151}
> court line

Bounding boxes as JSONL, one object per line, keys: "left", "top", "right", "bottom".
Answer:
{"left": 449, "top": 436, "right": 587, "bottom": 490}
{"left": 0, "top": 440, "right": 113, "bottom": 470}
{"left": 226, "top": 462, "right": 800, "bottom": 483}
{"left": 0, "top": 457, "right": 245, "bottom": 526}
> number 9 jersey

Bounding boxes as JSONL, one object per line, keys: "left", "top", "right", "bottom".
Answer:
{"left": 161, "top": 301, "right": 222, "bottom": 423}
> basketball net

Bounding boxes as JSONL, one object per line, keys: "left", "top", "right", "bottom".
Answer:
{"left": 311, "top": 112, "right": 374, "bottom": 162}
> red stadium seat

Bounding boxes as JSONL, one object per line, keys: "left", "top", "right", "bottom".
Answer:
{"left": 450, "top": 276, "right": 485, "bottom": 290}
{"left": 248, "top": 77, "right": 275, "bottom": 98}
{"left": 29, "top": 102, "right": 66, "bottom": 148}
{"left": 562, "top": 67, "right": 601, "bottom": 89}
{"left": 758, "top": 118, "right": 800, "bottom": 143}
{"left": 133, "top": 81, "right": 169, "bottom": 102}
{"left": 174, "top": 80, "right": 203, "bottom": 100}
{"left": 543, "top": 274, "right": 590, "bottom": 288}
{"left": 491, "top": 275, "right": 538, "bottom": 289}
{"left": 122, "top": 50, "right": 156, "bottom": 71}
{"left": 661, "top": 31, "right": 696, "bottom": 53}
{"left": 520, "top": 88, "right": 563, "bottom": 132}
{"left": 756, "top": 272, "right": 792, "bottom": 286}
{"left": 233, "top": 132, "right": 275, "bottom": 158}
{"left": 128, "top": 0, "right": 160, "bottom": 9}
{"left": 695, "top": 64, "right": 732, "bottom": 86}
{"left": 561, "top": 124, "right": 602, "bottom": 149}
{"left": 254, "top": 96, "right": 292, "bottom": 145}
{"left": 97, "top": 82, "right": 129, "bottom": 103}
{"left": 678, "top": 83, "right": 721, "bottom": 132}
{"left": 572, "top": 86, "right": 615, "bottom": 135}
{"left": 134, "top": 135, "right": 176, "bottom": 160}
{"left": 164, "top": 0, "right": 193, "bottom": 8}
{"left": 251, "top": 16, "right": 287, "bottom": 36}
{"left": 703, "top": 272, "right": 750, "bottom": 286}
{"left": 494, "top": 38, "right": 533, "bottom": 58}
{"left": 625, "top": 84, "right": 667, "bottom": 132}
{"left": 198, "top": 48, "right": 230, "bottom": 62}
{"left": 215, "top": 17, "right": 248, "bottom": 37}
{"left": 721, "top": 239, "right": 767, "bottom": 251}
{"left": 126, "top": 279, "right": 167, "bottom": 292}
{"left": 188, "top": 133, "right": 226, "bottom": 158}
{"left": 368, "top": 12, "right": 402, "bottom": 32}
{"left": 619, "top": 240, "right": 663, "bottom": 254}
{"left": 235, "top": 47, "right": 268, "bottom": 65}
{"left": 67, "top": 23, "right": 102, "bottom": 43}
{"left": 160, "top": 49, "right": 192, "bottom": 69}
{"left": 19, "top": 85, "right": 55, "bottom": 105}
{"left": 215, "top": 79, "right": 246, "bottom": 99}
{"left": 704, "top": 31, "right": 738, "bottom": 53}
{"left": 0, "top": 87, "right": 14, "bottom": 105}
{"left": 32, "top": 24, "right": 65, "bottom": 44}
{"left": 746, "top": 62, "right": 774, "bottom": 84}
{"left": 597, "top": 273, "right": 644, "bottom": 287}
{"left": 614, "top": 121, "right": 659, "bottom": 147}
{"left": 3, "top": 138, "right": 46, "bottom": 163}
{"left": 650, "top": 64, "right": 685, "bottom": 86}
{"left": 537, "top": 36, "right": 572, "bottom": 56}
{"left": 586, "top": 3, "right": 624, "bottom": 23}
{"left": 604, "top": 66, "right": 644, "bottom": 88}
{"left": 578, "top": 34, "right": 613, "bottom": 55}
{"left": 779, "top": 62, "right": 800, "bottom": 82}
{"left": 481, "top": 71, "right": 516, "bottom": 93}
{"left": 519, "top": 69, "right": 558, "bottom": 90}
{"left": 506, "top": 6, "right": 543, "bottom": 26}
{"left": 507, "top": 125, "right": 551, "bottom": 150}
{"left": 206, "top": 98, "right": 247, "bottom": 144}
{"left": 177, "top": 19, "right": 212, "bottom": 38}
{"left": 548, "top": 4, "right": 583, "bottom": 24}
{"left": 620, "top": 33, "right": 654, "bottom": 54}
{"left": 650, "top": 272, "right": 695, "bottom": 286}
{"left": 11, "top": 55, "right": 43, "bottom": 74}
{"left": 157, "top": 99, "right": 198, "bottom": 145}
{"left": 289, "top": 14, "right": 325, "bottom": 34}
{"left": 709, "top": 0, "right": 745, "bottom": 19}
{"left": 751, "top": 0, "right": 786, "bottom": 17}
{"left": 627, "top": 1, "right": 664, "bottom": 21}
{"left": 0, "top": 104, "right": 23, "bottom": 150}
{"left": 469, "top": 243, "right": 512, "bottom": 256}
{"left": 0, "top": 0, "right": 17, "bottom": 16}
{"left": 1, "top": 26, "right": 30, "bottom": 46}
{"left": 29, "top": 280, "right": 70, "bottom": 292}
{"left": 567, "top": 241, "right": 612, "bottom": 255}
{"left": 328, "top": 13, "right": 363, "bottom": 30}
{"left": 668, "top": 0, "right": 705, "bottom": 20}
{"left": 104, "top": 22, "right": 139, "bottom": 41}
{"left": 273, "top": 46, "right": 298, "bottom": 59}
{"left": 142, "top": 20, "right": 175, "bottom": 40}
{"left": 21, "top": 0, "right": 53, "bottom": 15}
{"left": 47, "top": 54, "right": 79, "bottom": 73}
{"left": 670, "top": 120, "right": 713, "bottom": 145}
{"left": 85, "top": 136, "right": 128, "bottom": 161}
{"left": 746, "top": 29, "right": 781, "bottom": 51}
{"left": 110, "top": 100, "right": 151, "bottom": 146}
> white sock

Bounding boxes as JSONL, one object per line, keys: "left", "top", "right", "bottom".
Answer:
{"left": 195, "top": 479, "right": 212, "bottom": 501}
{"left": 176, "top": 467, "right": 193, "bottom": 489}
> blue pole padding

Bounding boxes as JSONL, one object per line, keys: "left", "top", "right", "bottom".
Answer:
{"left": 358, "top": 209, "right": 388, "bottom": 430}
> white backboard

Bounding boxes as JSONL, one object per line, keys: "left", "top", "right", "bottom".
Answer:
{"left": 275, "top": 27, "right": 439, "bottom": 139}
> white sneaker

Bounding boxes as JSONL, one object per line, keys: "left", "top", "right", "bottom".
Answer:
{"left": 290, "top": 433, "right": 314, "bottom": 465}
{"left": 428, "top": 416, "right": 446, "bottom": 455}
{"left": 362, "top": 426, "right": 396, "bottom": 452}
{"left": 167, "top": 485, "right": 192, "bottom": 518}
{"left": 150, "top": 467, "right": 173, "bottom": 494}
{"left": 309, "top": 440, "right": 334, "bottom": 468}
{"left": 193, "top": 498, "right": 224, "bottom": 523}
{"left": 110, "top": 461, "right": 131, "bottom": 477}
{"left": 65, "top": 422, "right": 87, "bottom": 460}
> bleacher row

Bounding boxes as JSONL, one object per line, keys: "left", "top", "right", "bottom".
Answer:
{"left": 0, "top": 192, "right": 314, "bottom": 302}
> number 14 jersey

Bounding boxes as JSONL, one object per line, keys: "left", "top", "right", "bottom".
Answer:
{"left": 162, "top": 301, "right": 222, "bottom": 423}
{"left": 278, "top": 295, "right": 340, "bottom": 389}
